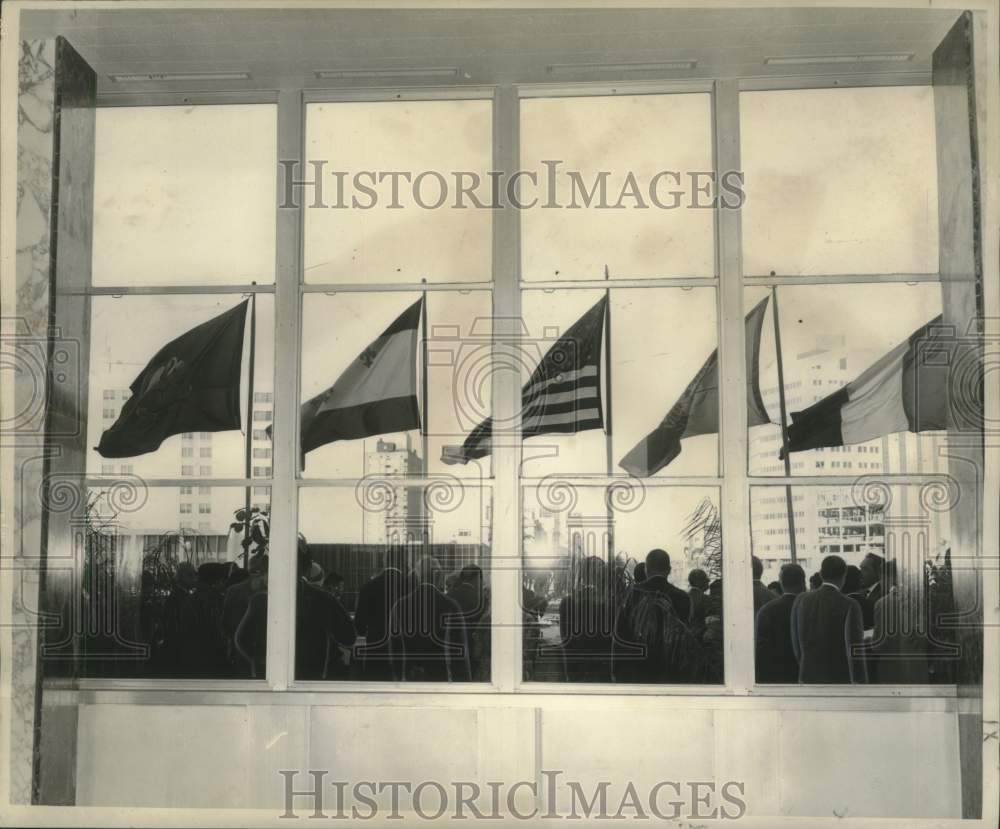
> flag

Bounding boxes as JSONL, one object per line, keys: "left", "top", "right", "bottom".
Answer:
{"left": 780, "top": 315, "right": 949, "bottom": 458}
{"left": 96, "top": 300, "right": 249, "bottom": 458}
{"left": 442, "top": 295, "right": 607, "bottom": 464}
{"left": 619, "top": 296, "right": 770, "bottom": 476}
{"left": 296, "top": 297, "right": 423, "bottom": 459}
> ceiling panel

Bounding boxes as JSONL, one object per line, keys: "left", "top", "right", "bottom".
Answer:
{"left": 18, "top": 6, "right": 961, "bottom": 93}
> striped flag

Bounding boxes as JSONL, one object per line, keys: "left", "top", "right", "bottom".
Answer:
{"left": 442, "top": 296, "right": 607, "bottom": 464}
{"left": 290, "top": 298, "right": 423, "bottom": 463}
{"left": 618, "top": 296, "right": 771, "bottom": 476}
{"left": 780, "top": 315, "right": 950, "bottom": 458}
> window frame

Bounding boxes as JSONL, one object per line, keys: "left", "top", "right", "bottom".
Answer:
{"left": 74, "top": 73, "right": 968, "bottom": 702}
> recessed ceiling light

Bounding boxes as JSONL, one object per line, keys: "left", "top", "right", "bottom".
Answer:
{"left": 764, "top": 53, "right": 914, "bottom": 66}
{"left": 314, "top": 67, "right": 460, "bottom": 80}
{"left": 109, "top": 71, "right": 252, "bottom": 82}
{"left": 548, "top": 60, "right": 698, "bottom": 74}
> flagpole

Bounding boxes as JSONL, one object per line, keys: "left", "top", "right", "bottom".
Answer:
{"left": 770, "top": 286, "right": 798, "bottom": 563}
{"left": 420, "top": 283, "right": 429, "bottom": 551}
{"left": 243, "top": 287, "right": 257, "bottom": 569}
{"left": 604, "top": 265, "right": 615, "bottom": 573}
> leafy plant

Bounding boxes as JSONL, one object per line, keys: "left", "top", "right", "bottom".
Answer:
{"left": 681, "top": 497, "right": 723, "bottom": 581}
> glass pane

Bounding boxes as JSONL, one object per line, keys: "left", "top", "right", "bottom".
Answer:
{"left": 750, "top": 483, "right": 970, "bottom": 685}
{"left": 300, "top": 290, "right": 491, "bottom": 479}
{"left": 747, "top": 283, "right": 948, "bottom": 476}
{"left": 87, "top": 295, "right": 274, "bottom": 480}
{"left": 521, "top": 93, "right": 715, "bottom": 280}
{"left": 43, "top": 485, "right": 270, "bottom": 679}
{"left": 741, "top": 86, "right": 938, "bottom": 276}
{"left": 297, "top": 483, "right": 491, "bottom": 681}
{"left": 93, "top": 105, "right": 277, "bottom": 286}
{"left": 522, "top": 483, "right": 723, "bottom": 684}
{"left": 521, "top": 287, "right": 718, "bottom": 477}
{"left": 303, "top": 100, "right": 492, "bottom": 284}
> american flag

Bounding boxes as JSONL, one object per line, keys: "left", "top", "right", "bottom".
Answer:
{"left": 442, "top": 295, "right": 608, "bottom": 464}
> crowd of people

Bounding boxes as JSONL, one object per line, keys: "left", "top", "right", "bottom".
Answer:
{"left": 150, "top": 539, "right": 490, "bottom": 681}
{"left": 755, "top": 551, "right": 955, "bottom": 684}
{"left": 145, "top": 542, "right": 948, "bottom": 685}
{"left": 523, "top": 550, "right": 726, "bottom": 684}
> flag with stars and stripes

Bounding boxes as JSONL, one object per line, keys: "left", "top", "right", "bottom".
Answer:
{"left": 442, "top": 295, "right": 608, "bottom": 464}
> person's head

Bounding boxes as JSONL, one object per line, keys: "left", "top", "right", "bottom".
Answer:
{"left": 459, "top": 564, "right": 483, "bottom": 588}
{"left": 296, "top": 534, "right": 311, "bottom": 577}
{"left": 751, "top": 556, "right": 764, "bottom": 581}
{"left": 809, "top": 572, "right": 823, "bottom": 590}
{"left": 633, "top": 562, "right": 647, "bottom": 584}
{"left": 767, "top": 580, "right": 782, "bottom": 595}
{"left": 412, "top": 555, "right": 442, "bottom": 589}
{"left": 842, "top": 564, "right": 863, "bottom": 594}
{"left": 645, "top": 549, "right": 671, "bottom": 578}
{"left": 175, "top": 561, "right": 197, "bottom": 590}
{"left": 778, "top": 563, "right": 807, "bottom": 596}
{"left": 323, "top": 571, "right": 344, "bottom": 597}
{"left": 883, "top": 558, "right": 899, "bottom": 590}
{"left": 820, "top": 555, "right": 848, "bottom": 589}
{"left": 579, "top": 556, "right": 607, "bottom": 588}
{"left": 860, "top": 553, "right": 886, "bottom": 588}
{"left": 688, "top": 568, "right": 709, "bottom": 591}
{"left": 707, "top": 578, "right": 723, "bottom": 616}
{"left": 248, "top": 553, "right": 269, "bottom": 576}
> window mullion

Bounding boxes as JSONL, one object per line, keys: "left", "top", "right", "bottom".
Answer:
{"left": 265, "top": 88, "right": 303, "bottom": 691}
{"left": 714, "top": 80, "right": 755, "bottom": 694}
{"left": 491, "top": 85, "right": 522, "bottom": 692}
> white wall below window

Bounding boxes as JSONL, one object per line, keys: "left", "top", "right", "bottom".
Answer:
{"left": 74, "top": 699, "right": 962, "bottom": 818}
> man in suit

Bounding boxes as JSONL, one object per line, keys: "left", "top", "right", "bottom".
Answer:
{"left": 389, "top": 556, "right": 470, "bottom": 682}
{"left": 560, "top": 556, "right": 616, "bottom": 682}
{"left": 612, "top": 549, "right": 705, "bottom": 684}
{"left": 687, "top": 568, "right": 710, "bottom": 636}
{"left": 790, "top": 555, "right": 867, "bottom": 684}
{"left": 752, "top": 556, "right": 778, "bottom": 614}
{"left": 858, "top": 552, "right": 886, "bottom": 630}
{"left": 755, "top": 563, "right": 806, "bottom": 683}
{"left": 354, "top": 564, "right": 410, "bottom": 679}
{"left": 645, "top": 549, "right": 691, "bottom": 623}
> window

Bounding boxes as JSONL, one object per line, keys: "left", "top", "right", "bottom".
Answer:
{"left": 66, "top": 102, "right": 278, "bottom": 680}
{"left": 741, "top": 86, "right": 979, "bottom": 688}
{"left": 520, "top": 93, "right": 714, "bottom": 280}
{"left": 93, "top": 104, "right": 276, "bottom": 286}
{"left": 58, "top": 486, "right": 271, "bottom": 680}
{"left": 87, "top": 294, "right": 274, "bottom": 480}
{"left": 55, "top": 77, "right": 982, "bottom": 700}
{"left": 741, "top": 86, "right": 937, "bottom": 276}
{"left": 303, "top": 99, "right": 492, "bottom": 284}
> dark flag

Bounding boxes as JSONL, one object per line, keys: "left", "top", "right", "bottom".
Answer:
{"left": 779, "top": 315, "right": 950, "bottom": 458}
{"left": 296, "top": 297, "right": 423, "bottom": 460}
{"left": 96, "top": 300, "right": 249, "bottom": 458}
{"left": 619, "top": 296, "right": 770, "bottom": 476}
{"left": 442, "top": 295, "right": 607, "bottom": 464}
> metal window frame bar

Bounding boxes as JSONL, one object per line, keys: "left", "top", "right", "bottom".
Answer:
{"left": 714, "top": 79, "right": 756, "bottom": 695}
